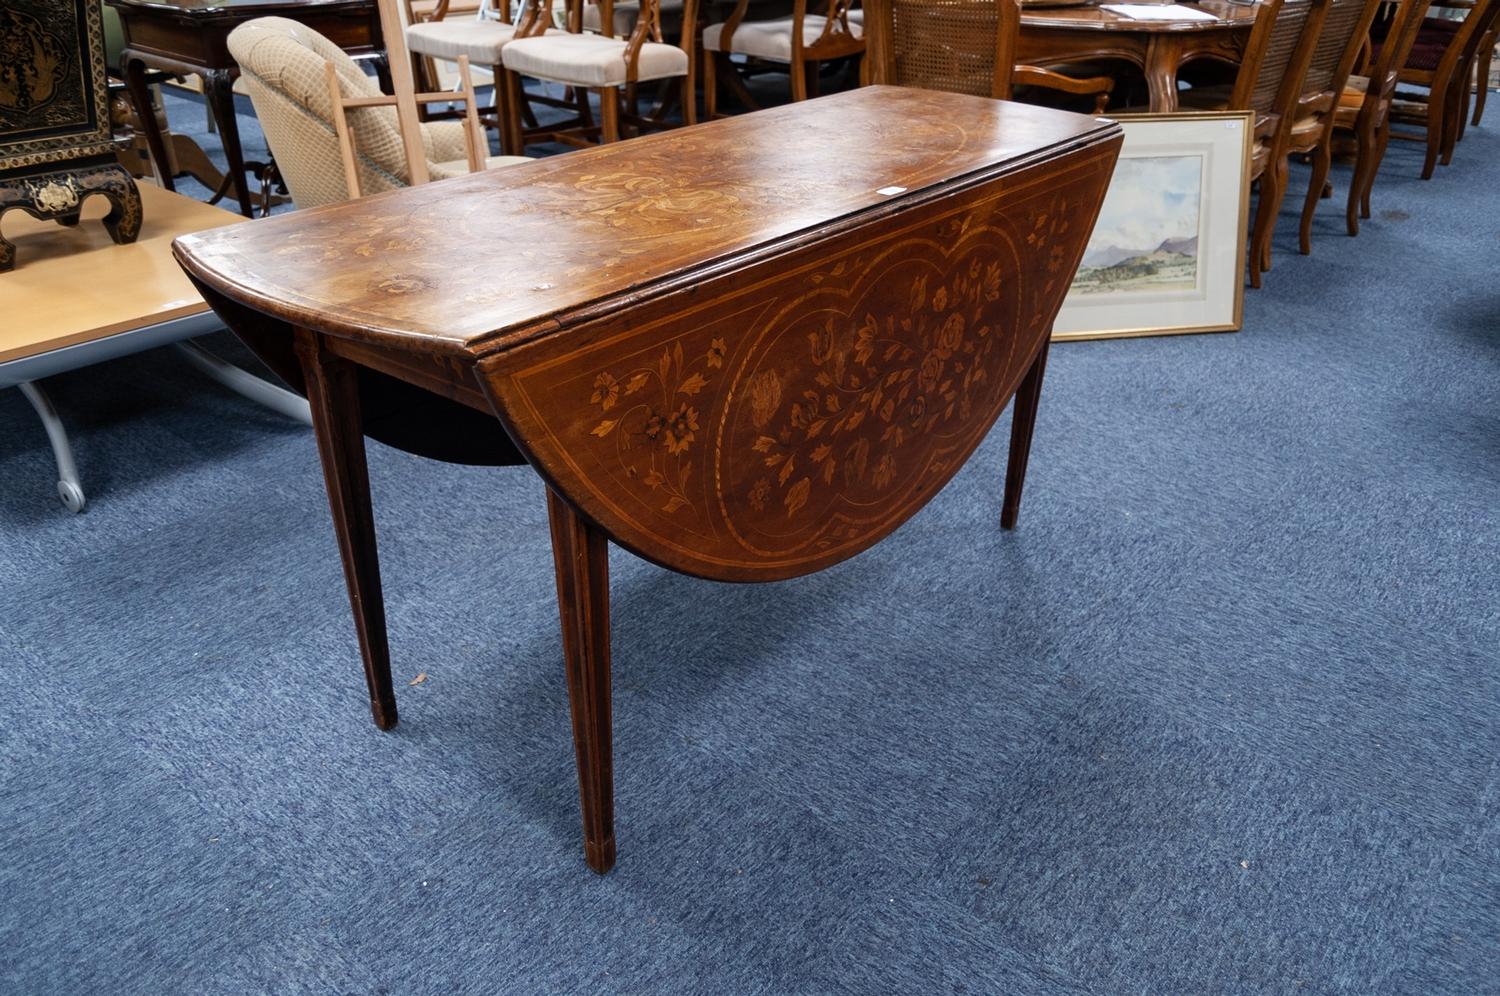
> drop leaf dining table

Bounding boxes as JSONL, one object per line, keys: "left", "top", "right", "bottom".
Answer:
{"left": 173, "top": 86, "right": 1121, "bottom": 873}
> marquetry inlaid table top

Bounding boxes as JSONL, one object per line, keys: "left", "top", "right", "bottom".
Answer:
{"left": 174, "top": 86, "right": 1117, "bottom": 360}
{"left": 1, "top": 183, "right": 241, "bottom": 365}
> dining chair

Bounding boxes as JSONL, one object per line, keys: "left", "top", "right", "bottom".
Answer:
{"left": 584, "top": 0, "right": 686, "bottom": 35}
{"left": 1248, "top": 0, "right": 1382, "bottom": 264}
{"left": 405, "top": 0, "right": 537, "bottom": 154}
{"left": 228, "top": 16, "right": 528, "bottom": 209}
{"left": 1180, "top": 0, "right": 1327, "bottom": 287}
{"left": 702, "top": 0, "right": 866, "bottom": 116}
{"left": 1323, "top": 0, "right": 1434, "bottom": 235}
{"left": 862, "top": 0, "right": 1114, "bottom": 110}
{"left": 500, "top": 0, "right": 697, "bottom": 146}
{"left": 1388, "top": 0, "right": 1500, "bottom": 176}
{"left": 403, "top": 0, "right": 488, "bottom": 95}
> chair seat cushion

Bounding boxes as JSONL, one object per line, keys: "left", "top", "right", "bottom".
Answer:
{"left": 1402, "top": 38, "right": 1448, "bottom": 71}
{"left": 582, "top": 0, "right": 685, "bottom": 37}
{"left": 501, "top": 32, "right": 688, "bottom": 85}
{"left": 703, "top": 15, "right": 863, "bottom": 61}
{"left": 406, "top": 19, "right": 517, "bottom": 62}
{"left": 431, "top": 153, "right": 532, "bottom": 179}
{"left": 1339, "top": 74, "right": 1369, "bottom": 108}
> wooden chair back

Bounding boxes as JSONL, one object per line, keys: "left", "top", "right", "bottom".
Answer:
{"left": 325, "top": 0, "right": 488, "bottom": 198}
{"left": 1230, "top": 0, "right": 1318, "bottom": 115}
{"left": 866, "top": 0, "right": 1019, "bottom": 96}
{"left": 1301, "top": 0, "right": 1381, "bottom": 101}
{"left": 1367, "top": 0, "right": 1436, "bottom": 104}
{"left": 864, "top": 0, "right": 1112, "bottom": 108}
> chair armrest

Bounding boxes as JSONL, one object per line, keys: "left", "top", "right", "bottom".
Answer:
{"left": 1013, "top": 65, "right": 1114, "bottom": 112}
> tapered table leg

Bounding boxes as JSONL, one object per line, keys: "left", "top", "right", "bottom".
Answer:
{"left": 293, "top": 329, "right": 398, "bottom": 730}
{"left": 1001, "top": 337, "right": 1052, "bottom": 530}
{"left": 547, "top": 488, "right": 616, "bottom": 874}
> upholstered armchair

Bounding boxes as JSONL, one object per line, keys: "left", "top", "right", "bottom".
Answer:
{"left": 227, "top": 16, "right": 528, "bottom": 209}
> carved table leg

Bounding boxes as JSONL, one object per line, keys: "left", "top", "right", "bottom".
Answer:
{"left": 547, "top": 488, "right": 616, "bottom": 874}
{"left": 1144, "top": 35, "right": 1182, "bottom": 113}
{"left": 1001, "top": 337, "right": 1052, "bottom": 530}
{"left": 203, "top": 69, "right": 256, "bottom": 218}
{"left": 123, "top": 57, "right": 176, "bottom": 192}
{"left": 293, "top": 329, "right": 399, "bottom": 730}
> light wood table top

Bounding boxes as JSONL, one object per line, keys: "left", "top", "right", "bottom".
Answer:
{"left": 1, "top": 183, "right": 242, "bottom": 365}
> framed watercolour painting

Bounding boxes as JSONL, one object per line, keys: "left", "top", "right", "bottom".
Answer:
{"left": 1051, "top": 111, "right": 1252, "bottom": 341}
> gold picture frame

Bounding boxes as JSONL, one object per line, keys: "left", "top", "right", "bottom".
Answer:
{"left": 1051, "top": 110, "right": 1253, "bottom": 342}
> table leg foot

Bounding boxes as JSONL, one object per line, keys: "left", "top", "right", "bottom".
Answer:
{"left": 294, "top": 329, "right": 398, "bottom": 731}
{"left": 1001, "top": 337, "right": 1051, "bottom": 531}
{"left": 547, "top": 488, "right": 616, "bottom": 874}
{"left": 17, "top": 381, "right": 87, "bottom": 514}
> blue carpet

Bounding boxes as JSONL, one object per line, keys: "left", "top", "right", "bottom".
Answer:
{"left": 1, "top": 87, "right": 1498, "bottom": 994}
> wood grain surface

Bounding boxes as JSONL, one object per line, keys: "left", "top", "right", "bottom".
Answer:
{"left": 174, "top": 86, "right": 1118, "bottom": 356}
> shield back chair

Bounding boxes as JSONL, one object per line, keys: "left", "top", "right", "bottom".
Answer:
{"left": 1324, "top": 0, "right": 1433, "bottom": 235}
{"left": 1250, "top": 0, "right": 1382, "bottom": 261}
{"left": 228, "top": 13, "right": 527, "bottom": 209}
{"left": 702, "top": 0, "right": 866, "bottom": 117}
{"left": 1389, "top": 0, "right": 1500, "bottom": 176}
{"left": 1180, "top": 0, "right": 1326, "bottom": 287}
{"left": 862, "top": 0, "right": 1113, "bottom": 112}
{"left": 500, "top": 0, "right": 697, "bottom": 147}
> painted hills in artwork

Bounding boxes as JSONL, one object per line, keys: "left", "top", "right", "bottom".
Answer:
{"left": 1073, "top": 236, "right": 1199, "bottom": 295}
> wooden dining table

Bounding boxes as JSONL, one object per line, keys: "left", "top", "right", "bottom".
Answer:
{"left": 174, "top": 86, "right": 1122, "bottom": 872}
{"left": 1018, "top": 0, "right": 1260, "bottom": 111}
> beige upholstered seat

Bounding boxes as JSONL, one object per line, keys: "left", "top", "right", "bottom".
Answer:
{"left": 227, "top": 16, "right": 527, "bottom": 209}
{"left": 701, "top": 1, "right": 864, "bottom": 114}
{"left": 500, "top": 30, "right": 689, "bottom": 85}
{"left": 406, "top": 17, "right": 518, "bottom": 61}
{"left": 703, "top": 14, "right": 864, "bottom": 60}
{"left": 582, "top": 0, "right": 685, "bottom": 36}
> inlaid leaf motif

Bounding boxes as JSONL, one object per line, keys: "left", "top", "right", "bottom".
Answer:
{"left": 747, "top": 249, "right": 1007, "bottom": 519}
{"left": 785, "top": 478, "right": 811, "bottom": 516}
{"left": 583, "top": 336, "right": 719, "bottom": 515}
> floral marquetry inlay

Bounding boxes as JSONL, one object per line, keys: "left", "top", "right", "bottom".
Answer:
{"left": 584, "top": 336, "right": 727, "bottom": 516}
{"left": 483, "top": 141, "right": 1118, "bottom": 580}
{"left": 714, "top": 221, "right": 1024, "bottom": 559}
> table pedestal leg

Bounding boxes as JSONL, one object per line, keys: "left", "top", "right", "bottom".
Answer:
{"left": 1144, "top": 35, "right": 1182, "bottom": 113}
{"left": 17, "top": 381, "right": 87, "bottom": 514}
{"left": 294, "top": 329, "right": 398, "bottom": 730}
{"left": 547, "top": 488, "right": 616, "bottom": 874}
{"left": 1001, "top": 337, "right": 1051, "bottom": 530}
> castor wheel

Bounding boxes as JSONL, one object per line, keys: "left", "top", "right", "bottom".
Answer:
{"left": 57, "top": 479, "right": 87, "bottom": 514}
